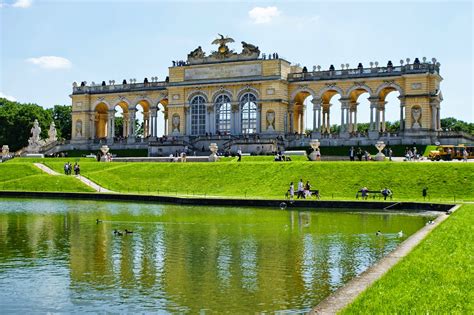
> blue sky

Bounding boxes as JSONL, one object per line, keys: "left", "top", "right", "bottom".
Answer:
{"left": 1, "top": 0, "right": 473, "bottom": 124}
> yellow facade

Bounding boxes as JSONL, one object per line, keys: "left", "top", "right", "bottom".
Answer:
{"left": 70, "top": 37, "right": 442, "bottom": 146}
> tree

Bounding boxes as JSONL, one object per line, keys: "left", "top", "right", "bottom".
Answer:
{"left": 0, "top": 98, "right": 53, "bottom": 151}
{"left": 46, "top": 105, "right": 72, "bottom": 140}
{"left": 441, "top": 117, "right": 474, "bottom": 135}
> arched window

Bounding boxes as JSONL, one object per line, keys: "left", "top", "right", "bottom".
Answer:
{"left": 215, "top": 94, "right": 231, "bottom": 134}
{"left": 190, "top": 95, "right": 206, "bottom": 135}
{"left": 240, "top": 93, "right": 257, "bottom": 134}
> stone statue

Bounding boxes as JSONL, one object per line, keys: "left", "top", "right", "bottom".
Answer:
{"left": 266, "top": 111, "right": 275, "bottom": 131}
{"left": 76, "top": 120, "right": 83, "bottom": 137}
{"left": 48, "top": 122, "right": 57, "bottom": 143}
{"left": 172, "top": 114, "right": 180, "bottom": 133}
{"left": 241, "top": 41, "right": 260, "bottom": 56}
{"left": 211, "top": 34, "right": 235, "bottom": 57}
{"left": 29, "top": 119, "right": 42, "bottom": 145}
{"left": 412, "top": 107, "right": 422, "bottom": 129}
{"left": 188, "top": 46, "right": 205, "bottom": 59}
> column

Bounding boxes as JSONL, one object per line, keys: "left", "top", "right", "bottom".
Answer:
{"left": 289, "top": 109, "right": 294, "bottom": 133}
{"left": 143, "top": 112, "right": 150, "bottom": 137}
{"left": 164, "top": 111, "right": 168, "bottom": 136}
{"left": 431, "top": 104, "right": 437, "bottom": 131}
{"left": 128, "top": 109, "right": 136, "bottom": 138}
{"left": 326, "top": 109, "right": 330, "bottom": 133}
{"left": 382, "top": 106, "right": 386, "bottom": 132}
{"left": 399, "top": 96, "right": 405, "bottom": 131}
{"left": 349, "top": 109, "right": 353, "bottom": 132}
{"left": 345, "top": 107, "right": 350, "bottom": 132}
{"left": 107, "top": 110, "right": 115, "bottom": 141}
{"left": 257, "top": 104, "right": 262, "bottom": 133}
{"left": 369, "top": 98, "right": 378, "bottom": 131}
{"left": 90, "top": 113, "right": 96, "bottom": 139}
{"left": 354, "top": 109, "right": 358, "bottom": 132}
{"left": 437, "top": 107, "right": 441, "bottom": 130}
{"left": 122, "top": 113, "right": 129, "bottom": 137}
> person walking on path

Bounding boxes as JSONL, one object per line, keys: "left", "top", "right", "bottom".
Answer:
{"left": 463, "top": 149, "right": 468, "bottom": 162}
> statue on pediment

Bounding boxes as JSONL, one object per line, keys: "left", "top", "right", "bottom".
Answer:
{"left": 241, "top": 41, "right": 260, "bottom": 56}
{"left": 211, "top": 34, "right": 235, "bottom": 58}
{"left": 188, "top": 46, "right": 205, "bottom": 59}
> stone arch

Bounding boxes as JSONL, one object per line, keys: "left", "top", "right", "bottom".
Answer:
{"left": 187, "top": 90, "right": 209, "bottom": 103}
{"left": 375, "top": 82, "right": 404, "bottom": 100}
{"left": 92, "top": 99, "right": 111, "bottom": 111}
{"left": 131, "top": 96, "right": 154, "bottom": 109}
{"left": 111, "top": 97, "right": 131, "bottom": 110}
{"left": 211, "top": 88, "right": 233, "bottom": 103}
{"left": 346, "top": 84, "right": 373, "bottom": 98}
{"left": 290, "top": 86, "right": 317, "bottom": 102}
{"left": 316, "top": 85, "right": 345, "bottom": 99}
{"left": 236, "top": 85, "right": 260, "bottom": 101}
{"left": 94, "top": 102, "right": 109, "bottom": 138}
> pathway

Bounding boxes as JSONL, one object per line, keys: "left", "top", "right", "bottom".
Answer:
{"left": 309, "top": 204, "right": 461, "bottom": 315}
{"left": 33, "top": 163, "right": 113, "bottom": 193}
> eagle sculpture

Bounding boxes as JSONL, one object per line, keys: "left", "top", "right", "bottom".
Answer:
{"left": 212, "top": 34, "right": 235, "bottom": 55}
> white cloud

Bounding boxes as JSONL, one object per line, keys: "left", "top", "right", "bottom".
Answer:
{"left": 0, "top": 92, "right": 17, "bottom": 102}
{"left": 26, "top": 56, "right": 72, "bottom": 70}
{"left": 12, "top": 0, "right": 32, "bottom": 8}
{"left": 249, "top": 6, "right": 281, "bottom": 24}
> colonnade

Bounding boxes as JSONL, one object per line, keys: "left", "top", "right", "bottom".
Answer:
{"left": 92, "top": 105, "right": 167, "bottom": 141}
{"left": 309, "top": 96, "right": 407, "bottom": 134}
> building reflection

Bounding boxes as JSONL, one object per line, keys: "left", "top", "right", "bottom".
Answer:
{"left": 0, "top": 203, "right": 428, "bottom": 313}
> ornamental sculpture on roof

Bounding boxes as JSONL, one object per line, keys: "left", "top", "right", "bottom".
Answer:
{"left": 187, "top": 35, "right": 260, "bottom": 64}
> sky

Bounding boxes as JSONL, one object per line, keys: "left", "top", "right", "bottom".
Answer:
{"left": 1, "top": 0, "right": 473, "bottom": 128}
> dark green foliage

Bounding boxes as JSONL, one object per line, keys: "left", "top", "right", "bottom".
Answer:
{"left": 0, "top": 98, "right": 53, "bottom": 151}
{"left": 441, "top": 117, "right": 474, "bottom": 134}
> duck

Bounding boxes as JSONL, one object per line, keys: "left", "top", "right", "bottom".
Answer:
{"left": 376, "top": 230, "right": 382, "bottom": 236}
{"left": 397, "top": 231, "right": 404, "bottom": 238}
{"left": 124, "top": 229, "right": 133, "bottom": 234}
{"left": 113, "top": 229, "right": 123, "bottom": 236}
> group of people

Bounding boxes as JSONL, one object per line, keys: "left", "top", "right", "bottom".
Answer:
{"left": 404, "top": 147, "right": 420, "bottom": 161}
{"left": 288, "top": 179, "right": 313, "bottom": 200}
{"left": 359, "top": 187, "right": 392, "bottom": 200}
{"left": 348, "top": 147, "right": 373, "bottom": 161}
{"left": 63, "top": 162, "right": 80, "bottom": 176}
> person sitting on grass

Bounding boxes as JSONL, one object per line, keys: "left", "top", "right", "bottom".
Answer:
{"left": 361, "top": 187, "right": 369, "bottom": 200}
{"left": 304, "top": 181, "right": 312, "bottom": 198}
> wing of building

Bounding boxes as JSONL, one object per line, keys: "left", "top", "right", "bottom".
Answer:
{"left": 68, "top": 36, "right": 459, "bottom": 156}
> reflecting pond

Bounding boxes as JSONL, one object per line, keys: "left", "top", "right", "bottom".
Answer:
{"left": 0, "top": 199, "right": 434, "bottom": 313}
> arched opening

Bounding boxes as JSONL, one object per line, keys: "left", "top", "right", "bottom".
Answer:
{"left": 156, "top": 102, "right": 166, "bottom": 137}
{"left": 94, "top": 102, "right": 108, "bottom": 139}
{"left": 377, "top": 88, "right": 401, "bottom": 132}
{"left": 134, "top": 100, "right": 151, "bottom": 138}
{"left": 240, "top": 92, "right": 257, "bottom": 134}
{"left": 215, "top": 94, "right": 231, "bottom": 135}
{"left": 293, "top": 91, "right": 313, "bottom": 134}
{"left": 190, "top": 95, "right": 206, "bottom": 135}
{"left": 321, "top": 90, "right": 342, "bottom": 134}
{"left": 114, "top": 102, "right": 128, "bottom": 139}
{"left": 348, "top": 89, "right": 371, "bottom": 134}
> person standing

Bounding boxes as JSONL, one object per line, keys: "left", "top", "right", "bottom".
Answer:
{"left": 297, "top": 179, "right": 304, "bottom": 199}
{"left": 349, "top": 147, "right": 355, "bottom": 161}
{"left": 356, "top": 147, "right": 363, "bottom": 161}
{"left": 289, "top": 182, "right": 294, "bottom": 200}
{"left": 463, "top": 149, "right": 468, "bottom": 162}
{"left": 237, "top": 148, "right": 242, "bottom": 162}
{"left": 388, "top": 148, "right": 393, "bottom": 161}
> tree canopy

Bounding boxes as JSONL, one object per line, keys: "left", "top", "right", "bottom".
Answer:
{"left": 0, "top": 98, "right": 71, "bottom": 151}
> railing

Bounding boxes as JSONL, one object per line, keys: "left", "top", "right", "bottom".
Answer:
{"left": 73, "top": 81, "right": 168, "bottom": 95}
{"left": 288, "top": 63, "right": 440, "bottom": 82}
{"left": 437, "top": 131, "right": 474, "bottom": 140}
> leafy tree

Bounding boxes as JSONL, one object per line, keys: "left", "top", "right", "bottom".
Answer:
{"left": 46, "top": 105, "right": 71, "bottom": 140}
{"left": 114, "top": 117, "right": 124, "bottom": 137}
{"left": 0, "top": 98, "right": 52, "bottom": 151}
{"left": 441, "top": 117, "right": 474, "bottom": 135}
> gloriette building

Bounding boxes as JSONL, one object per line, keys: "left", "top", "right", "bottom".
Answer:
{"left": 68, "top": 35, "right": 456, "bottom": 155}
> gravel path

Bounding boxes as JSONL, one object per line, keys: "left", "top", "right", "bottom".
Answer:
{"left": 33, "top": 163, "right": 113, "bottom": 193}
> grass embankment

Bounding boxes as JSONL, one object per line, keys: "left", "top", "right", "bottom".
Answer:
{"left": 0, "top": 161, "right": 95, "bottom": 192}
{"left": 36, "top": 159, "right": 474, "bottom": 201}
{"left": 341, "top": 204, "right": 474, "bottom": 314}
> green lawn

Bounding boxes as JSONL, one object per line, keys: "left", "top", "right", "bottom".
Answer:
{"left": 0, "top": 162, "right": 95, "bottom": 192}
{"left": 31, "top": 159, "right": 474, "bottom": 201}
{"left": 341, "top": 204, "right": 474, "bottom": 314}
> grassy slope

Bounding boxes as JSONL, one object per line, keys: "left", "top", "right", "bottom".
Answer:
{"left": 0, "top": 162, "right": 95, "bottom": 192}
{"left": 38, "top": 160, "right": 474, "bottom": 201}
{"left": 341, "top": 204, "right": 474, "bottom": 314}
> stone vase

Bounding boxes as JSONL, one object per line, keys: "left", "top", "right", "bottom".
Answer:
{"left": 374, "top": 141, "right": 386, "bottom": 161}
{"left": 209, "top": 143, "right": 219, "bottom": 162}
{"left": 308, "top": 139, "right": 320, "bottom": 161}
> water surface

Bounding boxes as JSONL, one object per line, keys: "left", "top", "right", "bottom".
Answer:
{"left": 0, "top": 199, "right": 433, "bottom": 313}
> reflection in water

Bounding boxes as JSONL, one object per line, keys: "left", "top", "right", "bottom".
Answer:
{"left": 0, "top": 199, "right": 433, "bottom": 313}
